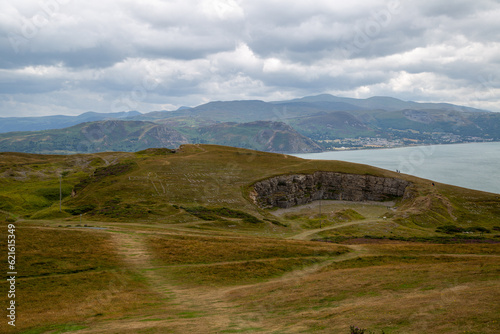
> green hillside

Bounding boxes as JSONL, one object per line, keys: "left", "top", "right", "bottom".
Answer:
{"left": 1, "top": 95, "right": 499, "bottom": 155}
{"left": 0, "top": 120, "right": 322, "bottom": 154}
{"left": 0, "top": 120, "right": 189, "bottom": 154}
{"left": 2, "top": 144, "right": 497, "bottom": 227}
{"left": 176, "top": 121, "right": 322, "bottom": 153}
{"left": 0, "top": 111, "right": 141, "bottom": 133}
{"left": 1, "top": 145, "right": 499, "bottom": 333}
{"left": 288, "top": 111, "right": 378, "bottom": 140}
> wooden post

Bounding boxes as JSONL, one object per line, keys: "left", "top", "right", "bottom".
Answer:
{"left": 59, "top": 175, "right": 62, "bottom": 212}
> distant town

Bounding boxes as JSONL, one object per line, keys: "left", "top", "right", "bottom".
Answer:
{"left": 317, "top": 133, "right": 495, "bottom": 150}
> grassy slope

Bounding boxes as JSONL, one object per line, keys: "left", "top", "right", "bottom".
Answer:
{"left": 0, "top": 120, "right": 189, "bottom": 154}
{"left": 2, "top": 144, "right": 496, "bottom": 228}
{"left": 175, "top": 121, "right": 322, "bottom": 153}
{"left": 0, "top": 144, "right": 499, "bottom": 333}
{"left": 288, "top": 111, "right": 378, "bottom": 139}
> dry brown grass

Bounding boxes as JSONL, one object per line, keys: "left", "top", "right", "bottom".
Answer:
{"left": 16, "top": 227, "right": 119, "bottom": 277}
{"left": 0, "top": 145, "right": 499, "bottom": 333}
{"left": 363, "top": 243, "right": 500, "bottom": 255}
{"left": 2, "top": 223, "right": 499, "bottom": 334}
{"left": 161, "top": 257, "right": 326, "bottom": 286}
{"left": 146, "top": 234, "right": 349, "bottom": 265}
{"left": 15, "top": 270, "right": 154, "bottom": 331}
{"left": 227, "top": 255, "right": 500, "bottom": 333}
{"left": 0, "top": 226, "right": 158, "bottom": 333}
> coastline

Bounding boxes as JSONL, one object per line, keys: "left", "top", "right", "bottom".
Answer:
{"left": 292, "top": 141, "right": 500, "bottom": 195}
{"left": 312, "top": 140, "right": 499, "bottom": 154}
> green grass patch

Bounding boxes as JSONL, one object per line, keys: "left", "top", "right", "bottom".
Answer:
{"left": 332, "top": 209, "right": 365, "bottom": 221}
{"left": 176, "top": 311, "right": 206, "bottom": 319}
{"left": 65, "top": 204, "right": 97, "bottom": 215}
{"left": 73, "top": 161, "right": 137, "bottom": 193}
{"left": 219, "top": 327, "right": 265, "bottom": 333}
{"left": 34, "top": 185, "right": 72, "bottom": 202}
{"left": 30, "top": 205, "right": 72, "bottom": 219}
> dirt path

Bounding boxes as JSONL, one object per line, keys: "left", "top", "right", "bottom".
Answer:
{"left": 71, "top": 229, "right": 369, "bottom": 333}
{"left": 73, "top": 231, "right": 248, "bottom": 333}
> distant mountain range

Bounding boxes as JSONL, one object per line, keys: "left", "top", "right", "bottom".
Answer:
{"left": 132, "top": 94, "right": 489, "bottom": 123}
{"left": 0, "top": 94, "right": 498, "bottom": 154}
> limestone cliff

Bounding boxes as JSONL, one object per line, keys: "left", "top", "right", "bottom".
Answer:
{"left": 251, "top": 172, "right": 412, "bottom": 209}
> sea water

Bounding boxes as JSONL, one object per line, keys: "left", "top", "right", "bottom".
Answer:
{"left": 293, "top": 142, "right": 500, "bottom": 194}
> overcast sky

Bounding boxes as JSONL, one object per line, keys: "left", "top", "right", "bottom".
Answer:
{"left": 1, "top": 0, "right": 499, "bottom": 117}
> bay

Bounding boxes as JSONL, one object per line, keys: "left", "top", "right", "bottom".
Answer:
{"left": 293, "top": 142, "right": 500, "bottom": 194}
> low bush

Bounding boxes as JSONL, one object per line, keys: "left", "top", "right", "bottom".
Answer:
{"left": 315, "top": 234, "right": 500, "bottom": 244}
{"left": 182, "top": 206, "right": 263, "bottom": 224}
{"left": 436, "top": 225, "right": 464, "bottom": 234}
{"left": 349, "top": 325, "right": 386, "bottom": 334}
{"left": 436, "top": 225, "right": 491, "bottom": 234}
{"left": 65, "top": 204, "right": 97, "bottom": 216}
{"left": 350, "top": 326, "right": 366, "bottom": 334}
{"left": 264, "top": 218, "right": 287, "bottom": 227}
{"left": 5, "top": 216, "right": 16, "bottom": 223}
{"left": 465, "top": 226, "right": 491, "bottom": 233}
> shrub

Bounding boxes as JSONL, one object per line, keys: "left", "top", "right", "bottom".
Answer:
{"left": 350, "top": 326, "right": 366, "bottom": 334}
{"left": 465, "top": 226, "right": 490, "bottom": 233}
{"left": 436, "top": 225, "right": 491, "bottom": 234}
{"left": 136, "top": 148, "right": 175, "bottom": 155}
{"left": 436, "top": 225, "right": 464, "bottom": 234}
{"left": 264, "top": 218, "right": 287, "bottom": 227}
{"left": 182, "top": 206, "right": 263, "bottom": 224}
{"left": 65, "top": 204, "right": 97, "bottom": 216}
{"left": 349, "top": 326, "right": 386, "bottom": 334}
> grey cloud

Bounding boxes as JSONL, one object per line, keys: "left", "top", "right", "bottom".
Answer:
{"left": 415, "top": 0, "right": 497, "bottom": 18}
{"left": 0, "top": 0, "right": 499, "bottom": 117}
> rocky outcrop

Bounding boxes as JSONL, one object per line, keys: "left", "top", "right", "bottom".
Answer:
{"left": 251, "top": 172, "right": 412, "bottom": 209}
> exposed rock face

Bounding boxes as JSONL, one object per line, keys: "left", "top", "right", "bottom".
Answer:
{"left": 251, "top": 172, "right": 412, "bottom": 209}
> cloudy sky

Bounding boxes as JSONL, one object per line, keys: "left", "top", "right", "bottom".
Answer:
{"left": 1, "top": 0, "right": 499, "bottom": 117}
